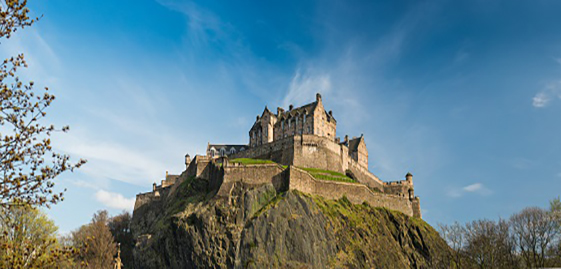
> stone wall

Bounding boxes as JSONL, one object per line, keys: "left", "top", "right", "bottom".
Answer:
{"left": 134, "top": 192, "right": 157, "bottom": 211}
{"left": 384, "top": 180, "right": 412, "bottom": 196}
{"left": 288, "top": 167, "right": 418, "bottom": 217}
{"left": 216, "top": 162, "right": 286, "bottom": 197}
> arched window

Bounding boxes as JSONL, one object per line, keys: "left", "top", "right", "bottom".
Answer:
{"left": 303, "top": 114, "right": 307, "bottom": 123}
{"left": 281, "top": 121, "right": 284, "bottom": 130}
{"left": 230, "top": 148, "right": 236, "bottom": 154}
{"left": 295, "top": 116, "right": 299, "bottom": 126}
{"left": 288, "top": 119, "right": 291, "bottom": 129}
{"left": 210, "top": 148, "right": 216, "bottom": 157}
{"left": 220, "top": 148, "right": 226, "bottom": 156}
{"left": 240, "top": 147, "right": 245, "bottom": 152}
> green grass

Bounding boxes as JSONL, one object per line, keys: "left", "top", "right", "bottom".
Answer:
{"left": 229, "top": 158, "right": 276, "bottom": 165}
{"left": 298, "top": 167, "right": 357, "bottom": 183}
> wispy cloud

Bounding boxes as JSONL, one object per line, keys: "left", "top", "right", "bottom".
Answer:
{"left": 533, "top": 80, "right": 561, "bottom": 108}
{"left": 282, "top": 68, "right": 331, "bottom": 107}
{"left": 53, "top": 131, "right": 168, "bottom": 186}
{"left": 447, "top": 182, "right": 492, "bottom": 198}
{"left": 95, "top": 190, "right": 135, "bottom": 211}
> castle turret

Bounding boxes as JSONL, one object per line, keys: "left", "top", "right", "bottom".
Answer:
{"left": 152, "top": 182, "right": 157, "bottom": 192}
{"left": 405, "top": 172, "right": 413, "bottom": 184}
{"left": 316, "top": 93, "right": 322, "bottom": 103}
{"left": 185, "top": 154, "right": 191, "bottom": 168}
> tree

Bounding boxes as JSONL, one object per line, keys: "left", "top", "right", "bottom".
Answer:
{"left": 438, "top": 221, "right": 466, "bottom": 268}
{"left": 0, "top": 204, "right": 77, "bottom": 268}
{"left": 0, "top": 1, "right": 86, "bottom": 209}
{"left": 70, "top": 210, "right": 117, "bottom": 268}
{"left": 108, "top": 211, "right": 134, "bottom": 266}
{"left": 510, "top": 207, "right": 559, "bottom": 268}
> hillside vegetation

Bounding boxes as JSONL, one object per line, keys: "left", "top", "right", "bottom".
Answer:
{"left": 131, "top": 175, "right": 450, "bottom": 268}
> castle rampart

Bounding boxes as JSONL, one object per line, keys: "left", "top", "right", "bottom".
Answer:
{"left": 230, "top": 134, "right": 384, "bottom": 190}
{"left": 287, "top": 166, "right": 416, "bottom": 217}
{"left": 215, "top": 162, "right": 286, "bottom": 197}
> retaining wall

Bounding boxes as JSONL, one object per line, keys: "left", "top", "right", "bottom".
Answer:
{"left": 288, "top": 166, "right": 418, "bottom": 217}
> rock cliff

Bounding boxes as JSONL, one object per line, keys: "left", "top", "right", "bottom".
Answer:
{"left": 131, "top": 175, "right": 450, "bottom": 268}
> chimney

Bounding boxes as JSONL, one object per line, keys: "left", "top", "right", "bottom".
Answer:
{"left": 316, "top": 93, "right": 322, "bottom": 102}
{"left": 289, "top": 104, "right": 294, "bottom": 110}
{"left": 344, "top": 135, "right": 349, "bottom": 143}
{"left": 256, "top": 115, "right": 260, "bottom": 121}
{"left": 335, "top": 137, "right": 340, "bottom": 143}
{"left": 152, "top": 182, "right": 157, "bottom": 192}
{"left": 277, "top": 107, "right": 284, "bottom": 115}
{"left": 328, "top": 110, "right": 333, "bottom": 117}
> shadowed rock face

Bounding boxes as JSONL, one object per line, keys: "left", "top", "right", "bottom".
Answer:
{"left": 131, "top": 177, "right": 450, "bottom": 268}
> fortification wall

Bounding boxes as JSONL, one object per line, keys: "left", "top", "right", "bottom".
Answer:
{"left": 292, "top": 135, "right": 345, "bottom": 173}
{"left": 216, "top": 163, "right": 285, "bottom": 197}
{"left": 384, "top": 180, "right": 412, "bottom": 196}
{"left": 134, "top": 192, "right": 157, "bottom": 211}
{"left": 288, "top": 167, "right": 417, "bottom": 217}
{"left": 230, "top": 137, "right": 295, "bottom": 165}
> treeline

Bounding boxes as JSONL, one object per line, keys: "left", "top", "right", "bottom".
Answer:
{"left": 437, "top": 198, "right": 561, "bottom": 268}
{"left": 0, "top": 207, "right": 133, "bottom": 268}
{"left": 60, "top": 210, "right": 134, "bottom": 268}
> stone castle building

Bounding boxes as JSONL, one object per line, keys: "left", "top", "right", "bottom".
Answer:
{"left": 134, "top": 93, "right": 421, "bottom": 219}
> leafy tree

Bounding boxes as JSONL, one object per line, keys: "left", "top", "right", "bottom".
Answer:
{"left": 108, "top": 211, "right": 134, "bottom": 266}
{"left": 0, "top": 204, "right": 78, "bottom": 268}
{"left": 0, "top": 1, "right": 86, "bottom": 209}
{"left": 70, "top": 210, "right": 117, "bottom": 268}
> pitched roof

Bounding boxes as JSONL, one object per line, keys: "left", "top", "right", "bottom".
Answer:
{"left": 207, "top": 144, "right": 248, "bottom": 151}
{"left": 278, "top": 102, "right": 317, "bottom": 120}
{"left": 347, "top": 136, "right": 363, "bottom": 152}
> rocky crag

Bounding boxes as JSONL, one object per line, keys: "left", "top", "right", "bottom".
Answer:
{"left": 131, "top": 173, "right": 451, "bottom": 268}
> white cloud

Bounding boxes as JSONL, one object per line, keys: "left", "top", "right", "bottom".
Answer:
{"left": 95, "top": 190, "right": 135, "bottom": 211}
{"left": 463, "top": 183, "right": 483, "bottom": 192}
{"left": 533, "top": 92, "right": 550, "bottom": 108}
{"left": 533, "top": 81, "right": 561, "bottom": 108}
{"left": 447, "top": 182, "right": 492, "bottom": 198}
{"left": 282, "top": 68, "right": 331, "bottom": 107}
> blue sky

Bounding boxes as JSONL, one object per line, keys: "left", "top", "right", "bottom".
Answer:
{"left": 4, "top": 0, "right": 561, "bottom": 233}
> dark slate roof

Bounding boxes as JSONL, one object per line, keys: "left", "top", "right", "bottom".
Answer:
{"left": 278, "top": 102, "right": 317, "bottom": 120}
{"left": 347, "top": 137, "right": 362, "bottom": 152}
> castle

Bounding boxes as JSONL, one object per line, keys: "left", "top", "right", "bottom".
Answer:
{"left": 134, "top": 94, "right": 421, "bottom": 218}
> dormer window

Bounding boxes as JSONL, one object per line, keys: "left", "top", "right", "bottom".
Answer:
{"left": 230, "top": 148, "right": 236, "bottom": 154}
{"left": 220, "top": 148, "right": 226, "bottom": 156}
{"left": 210, "top": 148, "right": 216, "bottom": 157}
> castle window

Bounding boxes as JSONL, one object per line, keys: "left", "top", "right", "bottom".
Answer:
{"left": 210, "top": 148, "right": 216, "bottom": 157}
{"left": 220, "top": 148, "right": 226, "bottom": 156}
{"left": 281, "top": 121, "right": 284, "bottom": 130}
{"left": 288, "top": 119, "right": 291, "bottom": 129}
{"left": 240, "top": 147, "right": 245, "bottom": 152}
{"left": 296, "top": 117, "right": 299, "bottom": 126}
{"left": 230, "top": 148, "right": 236, "bottom": 154}
{"left": 303, "top": 114, "right": 307, "bottom": 123}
